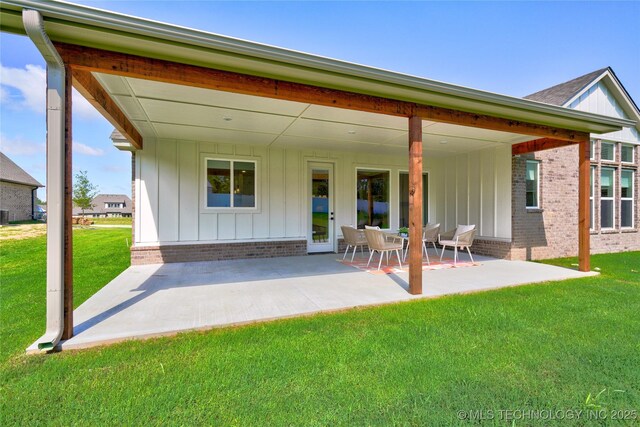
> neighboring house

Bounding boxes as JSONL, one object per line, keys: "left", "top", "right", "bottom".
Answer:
{"left": 516, "top": 68, "right": 640, "bottom": 259}
{"left": 72, "top": 194, "right": 132, "bottom": 217}
{"left": 0, "top": 152, "right": 43, "bottom": 222}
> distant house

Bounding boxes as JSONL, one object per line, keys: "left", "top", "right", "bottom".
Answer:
{"left": 0, "top": 152, "right": 43, "bottom": 222}
{"left": 73, "top": 194, "right": 132, "bottom": 217}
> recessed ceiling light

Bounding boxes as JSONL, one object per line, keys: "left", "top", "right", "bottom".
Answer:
{"left": 440, "top": 140, "right": 448, "bottom": 144}
{"left": 223, "top": 117, "right": 233, "bottom": 122}
{"left": 347, "top": 130, "right": 356, "bottom": 135}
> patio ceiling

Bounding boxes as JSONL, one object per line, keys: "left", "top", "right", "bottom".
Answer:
{"left": 96, "top": 73, "right": 534, "bottom": 157}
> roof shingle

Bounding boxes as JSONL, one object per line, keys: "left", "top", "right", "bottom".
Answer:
{"left": 525, "top": 68, "right": 609, "bottom": 106}
{"left": 0, "top": 152, "right": 43, "bottom": 187}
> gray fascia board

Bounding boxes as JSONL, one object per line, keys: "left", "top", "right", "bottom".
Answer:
{"left": 1, "top": 0, "right": 634, "bottom": 133}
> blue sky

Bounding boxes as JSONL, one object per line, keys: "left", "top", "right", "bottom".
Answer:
{"left": 1, "top": 1, "right": 638, "bottom": 200}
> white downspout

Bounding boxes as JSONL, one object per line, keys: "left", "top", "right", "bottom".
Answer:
{"left": 23, "top": 9, "right": 67, "bottom": 352}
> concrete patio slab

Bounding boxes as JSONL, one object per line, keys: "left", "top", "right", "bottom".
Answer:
{"left": 27, "top": 251, "right": 597, "bottom": 353}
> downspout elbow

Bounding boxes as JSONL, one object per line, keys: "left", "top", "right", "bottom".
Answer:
{"left": 23, "top": 9, "right": 67, "bottom": 353}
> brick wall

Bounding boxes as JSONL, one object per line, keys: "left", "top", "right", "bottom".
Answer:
{"left": 131, "top": 239, "right": 307, "bottom": 265}
{"left": 0, "top": 181, "right": 34, "bottom": 222}
{"left": 511, "top": 142, "right": 639, "bottom": 260}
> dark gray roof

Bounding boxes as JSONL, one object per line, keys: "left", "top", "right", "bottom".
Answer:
{"left": 0, "top": 152, "right": 43, "bottom": 187}
{"left": 72, "top": 193, "right": 132, "bottom": 215}
{"left": 525, "top": 68, "right": 609, "bottom": 106}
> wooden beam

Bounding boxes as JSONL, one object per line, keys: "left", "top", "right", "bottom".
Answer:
{"left": 54, "top": 42, "right": 588, "bottom": 142}
{"left": 62, "top": 65, "right": 73, "bottom": 340}
{"left": 71, "top": 68, "right": 143, "bottom": 150}
{"left": 408, "top": 116, "right": 423, "bottom": 295}
{"left": 511, "top": 137, "right": 584, "bottom": 156}
{"left": 578, "top": 139, "right": 591, "bottom": 272}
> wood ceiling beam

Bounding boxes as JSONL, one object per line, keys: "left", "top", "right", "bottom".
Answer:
{"left": 70, "top": 68, "right": 143, "bottom": 150}
{"left": 55, "top": 42, "right": 588, "bottom": 143}
{"left": 511, "top": 137, "right": 582, "bottom": 155}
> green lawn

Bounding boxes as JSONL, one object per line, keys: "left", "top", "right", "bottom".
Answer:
{"left": 1, "top": 232, "right": 638, "bottom": 425}
{"left": 88, "top": 216, "right": 132, "bottom": 225}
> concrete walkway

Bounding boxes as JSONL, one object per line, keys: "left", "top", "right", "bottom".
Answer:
{"left": 27, "top": 252, "right": 596, "bottom": 352}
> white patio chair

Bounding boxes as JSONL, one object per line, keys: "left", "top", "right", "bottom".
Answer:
{"left": 403, "top": 223, "right": 440, "bottom": 264}
{"left": 439, "top": 224, "right": 476, "bottom": 265}
{"left": 364, "top": 228, "right": 404, "bottom": 270}
{"left": 340, "top": 225, "right": 368, "bottom": 262}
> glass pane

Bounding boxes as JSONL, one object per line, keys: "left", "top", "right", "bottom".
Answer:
{"left": 590, "top": 166, "right": 595, "bottom": 197}
{"left": 601, "top": 200, "right": 613, "bottom": 228}
{"left": 601, "top": 142, "right": 615, "bottom": 161}
{"left": 525, "top": 162, "right": 538, "bottom": 207}
{"left": 590, "top": 140, "right": 595, "bottom": 159}
{"left": 621, "top": 145, "right": 634, "bottom": 163}
{"left": 399, "top": 173, "right": 428, "bottom": 228}
{"left": 207, "top": 160, "right": 230, "bottom": 207}
{"left": 590, "top": 199, "right": 593, "bottom": 229}
{"left": 621, "top": 170, "right": 633, "bottom": 198}
{"left": 600, "top": 168, "right": 614, "bottom": 197}
{"left": 233, "top": 162, "right": 255, "bottom": 208}
{"left": 621, "top": 200, "right": 633, "bottom": 228}
{"left": 356, "top": 170, "right": 389, "bottom": 228}
{"left": 311, "top": 169, "right": 329, "bottom": 242}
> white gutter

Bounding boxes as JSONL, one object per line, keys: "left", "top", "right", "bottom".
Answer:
{"left": 1, "top": 0, "right": 634, "bottom": 132}
{"left": 23, "top": 9, "right": 66, "bottom": 352}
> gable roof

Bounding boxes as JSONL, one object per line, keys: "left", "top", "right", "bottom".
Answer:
{"left": 525, "top": 67, "right": 640, "bottom": 134}
{"left": 72, "top": 194, "right": 132, "bottom": 215}
{"left": 525, "top": 68, "right": 609, "bottom": 106}
{"left": 0, "top": 152, "right": 43, "bottom": 187}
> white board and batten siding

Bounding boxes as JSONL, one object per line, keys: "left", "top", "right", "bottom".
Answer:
{"left": 569, "top": 81, "right": 640, "bottom": 144}
{"left": 134, "top": 138, "right": 513, "bottom": 246}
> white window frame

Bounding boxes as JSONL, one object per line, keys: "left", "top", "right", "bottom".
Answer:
{"left": 601, "top": 141, "right": 615, "bottom": 162}
{"left": 590, "top": 166, "right": 595, "bottom": 230}
{"left": 621, "top": 169, "right": 634, "bottom": 229}
{"left": 600, "top": 167, "right": 615, "bottom": 230}
{"left": 621, "top": 144, "right": 635, "bottom": 164}
{"left": 203, "top": 157, "right": 258, "bottom": 211}
{"left": 525, "top": 160, "right": 540, "bottom": 209}
{"left": 590, "top": 140, "right": 595, "bottom": 160}
{"left": 355, "top": 167, "right": 391, "bottom": 230}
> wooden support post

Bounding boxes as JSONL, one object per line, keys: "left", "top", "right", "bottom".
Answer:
{"left": 578, "top": 139, "right": 590, "bottom": 272}
{"left": 408, "top": 115, "right": 423, "bottom": 295}
{"left": 62, "top": 66, "right": 73, "bottom": 339}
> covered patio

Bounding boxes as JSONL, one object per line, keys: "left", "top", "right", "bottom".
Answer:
{"left": 27, "top": 252, "right": 596, "bottom": 352}
{"left": 1, "top": 1, "right": 631, "bottom": 353}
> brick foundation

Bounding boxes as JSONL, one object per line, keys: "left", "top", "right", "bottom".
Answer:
{"left": 131, "top": 239, "right": 308, "bottom": 265}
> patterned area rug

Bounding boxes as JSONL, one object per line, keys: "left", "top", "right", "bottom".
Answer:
{"left": 339, "top": 255, "right": 478, "bottom": 275}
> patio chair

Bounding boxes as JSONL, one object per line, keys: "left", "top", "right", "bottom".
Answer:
{"left": 364, "top": 228, "right": 404, "bottom": 270}
{"left": 341, "top": 225, "right": 368, "bottom": 262}
{"left": 403, "top": 223, "right": 440, "bottom": 263}
{"left": 439, "top": 224, "right": 476, "bottom": 265}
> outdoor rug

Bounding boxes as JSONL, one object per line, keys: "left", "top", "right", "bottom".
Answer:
{"left": 339, "top": 255, "right": 479, "bottom": 275}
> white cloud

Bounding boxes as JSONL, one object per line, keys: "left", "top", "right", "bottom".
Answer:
{"left": 0, "top": 63, "right": 103, "bottom": 119}
{"left": 0, "top": 133, "right": 45, "bottom": 155}
{"left": 74, "top": 142, "right": 104, "bottom": 156}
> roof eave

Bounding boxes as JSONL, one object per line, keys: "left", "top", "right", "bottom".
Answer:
{"left": 0, "top": 0, "right": 634, "bottom": 135}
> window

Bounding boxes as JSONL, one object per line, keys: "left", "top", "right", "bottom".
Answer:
{"left": 601, "top": 142, "right": 615, "bottom": 161}
{"left": 356, "top": 169, "right": 389, "bottom": 228}
{"left": 590, "top": 140, "right": 595, "bottom": 160}
{"left": 399, "top": 172, "right": 428, "bottom": 228}
{"left": 621, "top": 169, "right": 634, "bottom": 228}
{"left": 206, "top": 159, "right": 256, "bottom": 208}
{"left": 600, "top": 168, "right": 615, "bottom": 228}
{"left": 525, "top": 160, "right": 540, "bottom": 208}
{"left": 621, "top": 144, "right": 635, "bottom": 163}
{"left": 105, "top": 202, "right": 124, "bottom": 208}
{"left": 590, "top": 166, "right": 595, "bottom": 229}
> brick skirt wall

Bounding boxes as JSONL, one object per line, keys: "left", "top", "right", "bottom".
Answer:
{"left": 131, "top": 240, "right": 307, "bottom": 265}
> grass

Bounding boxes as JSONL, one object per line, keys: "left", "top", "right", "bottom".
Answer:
{"left": 90, "top": 216, "right": 132, "bottom": 225}
{"left": 1, "top": 232, "right": 638, "bottom": 425}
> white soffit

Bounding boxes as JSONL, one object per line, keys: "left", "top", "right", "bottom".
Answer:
{"left": 96, "top": 73, "right": 536, "bottom": 155}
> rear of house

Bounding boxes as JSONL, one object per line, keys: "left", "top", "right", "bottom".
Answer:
{"left": 72, "top": 194, "right": 132, "bottom": 218}
{"left": 0, "top": 152, "right": 43, "bottom": 222}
